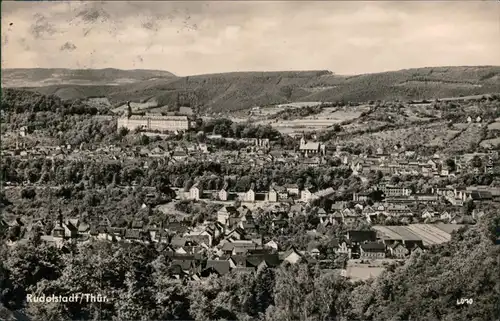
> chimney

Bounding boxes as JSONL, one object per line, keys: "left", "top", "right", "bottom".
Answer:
{"left": 58, "top": 209, "right": 63, "bottom": 227}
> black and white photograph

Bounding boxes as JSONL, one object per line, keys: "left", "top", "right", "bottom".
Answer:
{"left": 1, "top": 1, "right": 500, "bottom": 320}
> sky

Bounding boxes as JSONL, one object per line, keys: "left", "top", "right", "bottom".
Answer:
{"left": 1, "top": 1, "right": 499, "bottom": 76}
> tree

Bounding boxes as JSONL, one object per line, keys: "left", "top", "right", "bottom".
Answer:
{"left": 20, "top": 188, "right": 36, "bottom": 199}
{"left": 446, "top": 158, "right": 457, "bottom": 172}
{"left": 471, "top": 156, "right": 483, "bottom": 168}
{"left": 140, "top": 135, "right": 150, "bottom": 145}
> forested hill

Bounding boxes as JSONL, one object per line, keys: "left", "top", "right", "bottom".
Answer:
{"left": 3, "top": 66, "right": 500, "bottom": 114}
{"left": 1, "top": 68, "right": 177, "bottom": 88}
{"left": 0, "top": 207, "right": 498, "bottom": 320}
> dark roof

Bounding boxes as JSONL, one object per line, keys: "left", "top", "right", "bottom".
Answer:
{"left": 229, "top": 255, "right": 247, "bottom": 266}
{"left": 171, "top": 259, "right": 195, "bottom": 271}
{"left": 131, "top": 220, "right": 144, "bottom": 229}
{"left": 232, "top": 267, "right": 256, "bottom": 273}
{"left": 470, "top": 191, "right": 492, "bottom": 200}
{"left": 165, "top": 222, "right": 189, "bottom": 233}
{"left": 204, "top": 260, "right": 230, "bottom": 276}
{"left": 247, "top": 248, "right": 271, "bottom": 255}
{"left": 347, "top": 230, "right": 377, "bottom": 243}
{"left": 64, "top": 221, "right": 78, "bottom": 232}
{"left": 170, "top": 236, "right": 187, "bottom": 247}
{"left": 124, "top": 229, "right": 141, "bottom": 239}
{"left": 169, "top": 265, "right": 185, "bottom": 276}
{"left": 111, "top": 227, "right": 126, "bottom": 236}
{"left": 233, "top": 247, "right": 249, "bottom": 255}
{"left": 246, "top": 254, "right": 281, "bottom": 267}
{"left": 390, "top": 242, "right": 406, "bottom": 250}
{"left": 360, "top": 242, "right": 386, "bottom": 252}
{"left": 221, "top": 242, "right": 235, "bottom": 251}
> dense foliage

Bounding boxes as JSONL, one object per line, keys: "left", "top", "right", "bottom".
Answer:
{"left": 0, "top": 212, "right": 498, "bottom": 321}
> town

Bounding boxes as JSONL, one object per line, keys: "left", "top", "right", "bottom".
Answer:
{"left": 2, "top": 92, "right": 499, "bottom": 284}
{"left": 1, "top": 1, "right": 500, "bottom": 318}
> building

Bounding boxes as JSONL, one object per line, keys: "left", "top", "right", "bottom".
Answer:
{"left": 189, "top": 184, "right": 203, "bottom": 201}
{"left": 117, "top": 115, "right": 190, "bottom": 132}
{"left": 285, "top": 184, "right": 300, "bottom": 196}
{"left": 377, "top": 184, "right": 411, "bottom": 197}
{"left": 217, "top": 206, "right": 239, "bottom": 226}
{"left": 359, "top": 242, "right": 386, "bottom": 259}
{"left": 269, "top": 185, "right": 288, "bottom": 202}
{"left": 299, "top": 137, "right": 326, "bottom": 155}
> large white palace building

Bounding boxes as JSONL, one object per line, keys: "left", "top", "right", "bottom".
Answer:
{"left": 117, "top": 115, "right": 191, "bottom": 132}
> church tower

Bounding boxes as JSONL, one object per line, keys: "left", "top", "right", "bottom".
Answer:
{"left": 127, "top": 101, "right": 132, "bottom": 118}
{"left": 300, "top": 136, "right": 306, "bottom": 149}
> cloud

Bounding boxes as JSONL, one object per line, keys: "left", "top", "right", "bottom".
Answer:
{"left": 60, "top": 41, "right": 77, "bottom": 52}
{"left": 30, "top": 14, "right": 57, "bottom": 39}
{"left": 1, "top": 1, "right": 499, "bottom": 74}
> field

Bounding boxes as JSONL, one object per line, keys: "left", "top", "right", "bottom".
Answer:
{"left": 344, "top": 121, "right": 452, "bottom": 150}
{"left": 111, "top": 99, "right": 159, "bottom": 114}
{"left": 373, "top": 224, "right": 464, "bottom": 246}
{"left": 487, "top": 121, "right": 500, "bottom": 130}
{"left": 254, "top": 105, "right": 366, "bottom": 135}
{"left": 252, "top": 102, "right": 325, "bottom": 118}
{"left": 480, "top": 137, "right": 500, "bottom": 148}
{"left": 444, "top": 124, "right": 484, "bottom": 154}
{"left": 345, "top": 260, "right": 394, "bottom": 282}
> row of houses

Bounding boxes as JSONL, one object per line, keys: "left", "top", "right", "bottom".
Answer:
{"left": 182, "top": 182, "right": 335, "bottom": 203}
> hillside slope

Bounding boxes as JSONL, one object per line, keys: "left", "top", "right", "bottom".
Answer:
{"left": 1, "top": 68, "right": 177, "bottom": 88}
{"left": 5, "top": 66, "right": 500, "bottom": 114}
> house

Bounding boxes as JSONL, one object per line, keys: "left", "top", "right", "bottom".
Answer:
{"left": 268, "top": 185, "right": 288, "bottom": 202}
{"left": 282, "top": 247, "right": 304, "bottom": 264}
{"left": 285, "top": 184, "right": 300, "bottom": 196}
{"left": 264, "top": 240, "right": 279, "bottom": 250}
{"left": 301, "top": 187, "right": 316, "bottom": 202}
{"left": 172, "top": 150, "right": 188, "bottom": 161}
{"left": 189, "top": 183, "right": 203, "bottom": 201}
{"left": 170, "top": 257, "right": 200, "bottom": 277}
{"left": 271, "top": 218, "right": 288, "bottom": 230}
{"left": 246, "top": 187, "right": 256, "bottom": 202}
{"left": 289, "top": 204, "right": 304, "bottom": 216}
{"left": 218, "top": 183, "right": 229, "bottom": 201}
{"left": 201, "top": 260, "right": 231, "bottom": 277}
{"left": 62, "top": 221, "right": 78, "bottom": 239}
{"left": 244, "top": 184, "right": 268, "bottom": 202}
{"left": 124, "top": 229, "right": 144, "bottom": 243}
{"left": 359, "top": 242, "right": 386, "bottom": 259}
{"left": 52, "top": 224, "right": 65, "bottom": 239}
{"left": 342, "top": 209, "right": 359, "bottom": 224}
{"left": 353, "top": 192, "right": 370, "bottom": 202}
{"left": 421, "top": 209, "right": 437, "bottom": 219}
{"left": 314, "top": 187, "right": 335, "bottom": 199}
{"left": 389, "top": 242, "right": 409, "bottom": 259}
{"left": 309, "top": 248, "right": 321, "bottom": 258}
{"left": 440, "top": 211, "right": 452, "bottom": 221}
{"left": 337, "top": 240, "right": 352, "bottom": 259}
{"left": 218, "top": 182, "right": 238, "bottom": 201}
{"left": 184, "top": 228, "right": 214, "bottom": 247}
{"left": 217, "top": 206, "right": 239, "bottom": 226}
